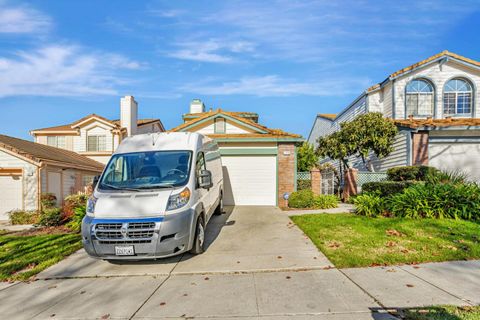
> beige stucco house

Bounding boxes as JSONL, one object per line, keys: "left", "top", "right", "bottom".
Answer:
{"left": 30, "top": 96, "right": 165, "bottom": 164}
{"left": 171, "top": 100, "right": 303, "bottom": 206}
{"left": 0, "top": 134, "right": 104, "bottom": 221}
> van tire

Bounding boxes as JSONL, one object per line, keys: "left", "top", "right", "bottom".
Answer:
{"left": 190, "top": 216, "right": 205, "bottom": 255}
{"left": 214, "top": 193, "right": 224, "bottom": 215}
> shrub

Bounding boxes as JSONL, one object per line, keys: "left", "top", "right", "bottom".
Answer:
{"left": 66, "top": 205, "right": 86, "bottom": 232}
{"left": 8, "top": 210, "right": 40, "bottom": 225}
{"left": 353, "top": 193, "right": 386, "bottom": 217}
{"left": 362, "top": 181, "right": 417, "bottom": 197}
{"left": 288, "top": 190, "right": 338, "bottom": 209}
{"left": 62, "top": 193, "right": 88, "bottom": 222}
{"left": 40, "top": 193, "right": 57, "bottom": 209}
{"left": 38, "top": 207, "right": 63, "bottom": 227}
{"left": 313, "top": 195, "right": 338, "bottom": 209}
{"left": 288, "top": 189, "right": 315, "bottom": 208}
{"left": 387, "top": 183, "right": 480, "bottom": 220}
{"left": 296, "top": 179, "right": 311, "bottom": 191}
{"left": 387, "top": 166, "right": 437, "bottom": 181}
{"left": 425, "top": 169, "right": 468, "bottom": 185}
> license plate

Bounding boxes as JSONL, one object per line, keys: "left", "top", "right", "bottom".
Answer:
{"left": 115, "top": 246, "right": 134, "bottom": 256}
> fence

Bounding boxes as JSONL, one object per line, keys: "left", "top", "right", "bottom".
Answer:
{"left": 321, "top": 170, "right": 336, "bottom": 195}
{"left": 357, "top": 171, "right": 388, "bottom": 191}
{"left": 296, "top": 172, "right": 311, "bottom": 191}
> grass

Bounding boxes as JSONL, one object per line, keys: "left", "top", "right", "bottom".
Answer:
{"left": 399, "top": 305, "right": 480, "bottom": 320}
{"left": 291, "top": 213, "right": 480, "bottom": 268}
{"left": 0, "top": 230, "right": 82, "bottom": 281}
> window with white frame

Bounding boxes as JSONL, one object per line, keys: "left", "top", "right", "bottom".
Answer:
{"left": 443, "top": 78, "right": 473, "bottom": 116}
{"left": 405, "top": 79, "right": 434, "bottom": 117}
{"left": 87, "top": 135, "right": 106, "bottom": 152}
{"left": 214, "top": 117, "right": 226, "bottom": 134}
{"left": 47, "top": 136, "right": 66, "bottom": 149}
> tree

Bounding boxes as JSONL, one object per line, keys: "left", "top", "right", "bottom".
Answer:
{"left": 297, "top": 142, "right": 319, "bottom": 171}
{"left": 316, "top": 112, "right": 398, "bottom": 171}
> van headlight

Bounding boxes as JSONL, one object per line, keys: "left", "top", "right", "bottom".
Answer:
{"left": 167, "top": 187, "right": 190, "bottom": 211}
{"left": 86, "top": 196, "right": 97, "bottom": 217}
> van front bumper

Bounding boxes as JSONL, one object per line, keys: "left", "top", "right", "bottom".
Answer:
{"left": 81, "top": 209, "right": 195, "bottom": 260}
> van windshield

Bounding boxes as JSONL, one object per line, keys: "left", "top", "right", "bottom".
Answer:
{"left": 98, "top": 151, "right": 192, "bottom": 191}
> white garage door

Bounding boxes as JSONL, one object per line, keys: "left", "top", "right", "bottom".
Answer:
{"left": 429, "top": 142, "right": 480, "bottom": 182}
{"left": 0, "top": 175, "right": 23, "bottom": 220}
{"left": 222, "top": 156, "right": 277, "bottom": 206}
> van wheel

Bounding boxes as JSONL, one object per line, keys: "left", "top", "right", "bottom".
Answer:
{"left": 190, "top": 216, "right": 205, "bottom": 255}
{"left": 214, "top": 193, "right": 224, "bottom": 215}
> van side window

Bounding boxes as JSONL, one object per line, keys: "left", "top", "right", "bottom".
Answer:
{"left": 196, "top": 152, "right": 206, "bottom": 187}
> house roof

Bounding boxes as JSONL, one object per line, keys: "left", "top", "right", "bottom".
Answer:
{"left": 393, "top": 117, "right": 480, "bottom": 129}
{"left": 183, "top": 111, "right": 259, "bottom": 123}
{"left": 390, "top": 50, "right": 480, "bottom": 78}
{"left": 31, "top": 114, "right": 163, "bottom": 133}
{"left": 366, "top": 50, "right": 480, "bottom": 93}
{"left": 171, "top": 109, "right": 302, "bottom": 140}
{"left": 317, "top": 114, "right": 336, "bottom": 120}
{"left": 0, "top": 134, "right": 104, "bottom": 171}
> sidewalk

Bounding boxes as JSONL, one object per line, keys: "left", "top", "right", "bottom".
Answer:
{"left": 342, "top": 260, "right": 480, "bottom": 308}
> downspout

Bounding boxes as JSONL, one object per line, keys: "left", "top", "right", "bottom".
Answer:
{"left": 391, "top": 79, "right": 396, "bottom": 119}
{"left": 37, "top": 163, "right": 44, "bottom": 211}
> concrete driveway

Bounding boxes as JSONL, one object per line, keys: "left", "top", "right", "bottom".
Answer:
{"left": 0, "top": 206, "right": 395, "bottom": 319}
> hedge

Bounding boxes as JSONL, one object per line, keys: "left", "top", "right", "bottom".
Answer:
{"left": 362, "top": 181, "right": 417, "bottom": 197}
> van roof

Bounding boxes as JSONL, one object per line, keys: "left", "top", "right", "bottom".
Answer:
{"left": 115, "top": 132, "right": 208, "bottom": 154}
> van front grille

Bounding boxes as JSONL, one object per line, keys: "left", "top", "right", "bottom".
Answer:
{"left": 93, "top": 221, "right": 157, "bottom": 241}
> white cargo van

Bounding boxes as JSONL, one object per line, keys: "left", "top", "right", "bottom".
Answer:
{"left": 81, "top": 132, "right": 224, "bottom": 260}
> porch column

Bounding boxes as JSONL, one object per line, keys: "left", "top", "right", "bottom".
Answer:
{"left": 310, "top": 168, "right": 321, "bottom": 195}
{"left": 412, "top": 131, "right": 429, "bottom": 165}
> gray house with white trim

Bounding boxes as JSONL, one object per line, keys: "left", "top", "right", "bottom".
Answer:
{"left": 308, "top": 50, "right": 480, "bottom": 181}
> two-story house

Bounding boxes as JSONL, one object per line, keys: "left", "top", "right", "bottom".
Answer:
{"left": 30, "top": 96, "right": 165, "bottom": 164}
{"left": 308, "top": 51, "right": 480, "bottom": 181}
{"left": 171, "top": 99, "right": 303, "bottom": 206}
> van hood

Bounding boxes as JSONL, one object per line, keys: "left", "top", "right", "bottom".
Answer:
{"left": 93, "top": 190, "right": 173, "bottom": 218}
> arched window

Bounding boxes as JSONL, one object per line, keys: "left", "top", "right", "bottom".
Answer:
{"left": 443, "top": 78, "right": 473, "bottom": 116}
{"left": 406, "top": 79, "right": 434, "bottom": 117}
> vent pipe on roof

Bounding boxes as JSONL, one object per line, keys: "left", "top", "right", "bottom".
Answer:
{"left": 120, "top": 96, "right": 138, "bottom": 136}
{"left": 190, "top": 99, "right": 205, "bottom": 114}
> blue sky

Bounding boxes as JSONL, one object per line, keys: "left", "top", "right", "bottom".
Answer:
{"left": 1, "top": 0, "right": 480, "bottom": 140}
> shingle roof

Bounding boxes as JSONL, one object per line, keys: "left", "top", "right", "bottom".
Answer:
{"left": 390, "top": 50, "right": 480, "bottom": 78}
{"left": 393, "top": 117, "right": 480, "bottom": 129}
{"left": 366, "top": 50, "right": 480, "bottom": 93}
{"left": 317, "top": 114, "right": 336, "bottom": 120}
{"left": 31, "top": 115, "right": 162, "bottom": 133}
{"left": 171, "top": 109, "right": 301, "bottom": 139}
{"left": 0, "top": 134, "right": 104, "bottom": 171}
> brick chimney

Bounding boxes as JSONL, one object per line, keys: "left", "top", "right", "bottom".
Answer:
{"left": 190, "top": 99, "right": 205, "bottom": 114}
{"left": 120, "top": 96, "right": 138, "bottom": 136}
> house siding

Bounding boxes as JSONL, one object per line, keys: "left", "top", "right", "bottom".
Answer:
{"left": 393, "top": 60, "right": 480, "bottom": 119}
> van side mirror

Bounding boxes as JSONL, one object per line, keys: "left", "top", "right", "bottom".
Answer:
{"left": 198, "top": 170, "right": 213, "bottom": 189}
{"left": 92, "top": 175, "right": 100, "bottom": 189}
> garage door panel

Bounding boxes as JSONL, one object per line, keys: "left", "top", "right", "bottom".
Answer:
{"left": 222, "top": 156, "right": 276, "bottom": 206}
{"left": 429, "top": 142, "right": 480, "bottom": 182}
{"left": 0, "top": 175, "right": 23, "bottom": 220}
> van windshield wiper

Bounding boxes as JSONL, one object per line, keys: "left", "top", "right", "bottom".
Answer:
{"left": 137, "top": 183, "right": 175, "bottom": 189}
{"left": 100, "top": 183, "right": 143, "bottom": 192}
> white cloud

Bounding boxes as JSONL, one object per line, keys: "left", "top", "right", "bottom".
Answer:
{"left": 0, "top": 2, "right": 51, "bottom": 34}
{"left": 182, "top": 75, "right": 371, "bottom": 97}
{"left": 0, "top": 45, "right": 143, "bottom": 97}
{"left": 168, "top": 39, "right": 255, "bottom": 63}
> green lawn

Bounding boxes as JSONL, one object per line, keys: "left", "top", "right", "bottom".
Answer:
{"left": 291, "top": 213, "right": 480, "bottom": 268}
{"left": 400, "top": 306, "right": 480, "bottom": 320}
{"left": 0, "top": 231, "right": 82, "bottom": 281}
